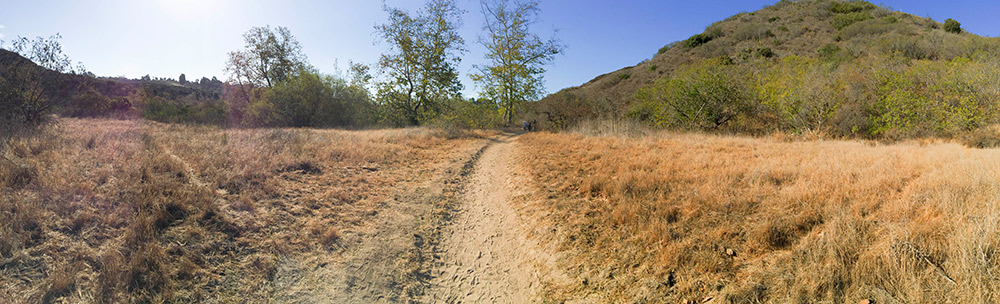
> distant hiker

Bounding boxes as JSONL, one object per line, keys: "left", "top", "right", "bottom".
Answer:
{"left": 529, "top": 120, "right": 537, "bottom": 132}
{"left": 522, "top": 120, "right": 529, "bottom": 132}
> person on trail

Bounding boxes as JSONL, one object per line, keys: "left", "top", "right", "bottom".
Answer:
{"left": 529, "top": 120, "right": 537, "bottom": 132}
{"left": 522, "top": 120, "right": 528, "bottom": 132}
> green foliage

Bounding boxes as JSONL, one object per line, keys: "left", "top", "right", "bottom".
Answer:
{"left": 818, "top": 43, "right": 846, "bottom": 61}
{"left": 617, "top": 73, "right": 631, "bottom": 81}
{"left": 658, "top": 41, "right": 678, "bottom": 54}
{"left": 829, "top": 1, "right": 875, "bottom": 14}
{"left": 376, "top": 0, "right": 466, "bottom": 126}
{"left": 474, "top": 0, "right": 563, "bottom": 126}
{"left": 225, "top": 26, "right": 307, "bottom": 88}
{"left": 685, "top": 33, "right": 713, "bottom": 48}
{"left": 431, "top": 98, "right": 503, "bottom": 129}
{"left": 250, "top": 69, "right": 373, "bottom": 128}
{"left": 944, "top": 18, "right": 962, "bottom": 34}
{"left": 143, "top": 97, "right": 227, "bottom": 126}
{"left": 633, "top": 57, "right": 756, "bottom": 131}
{"left": 757, "top": 48, "right": 775, "bottom": 58}
{"left": 833, "top": 11, "right": 873, "bottom": 30}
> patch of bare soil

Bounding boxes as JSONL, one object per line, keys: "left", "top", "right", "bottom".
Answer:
{"left": 425, "top": 135, "right": 569, "bottom": 303}
{"left": 271, "top": 135, "right": 490, "bottom": 303}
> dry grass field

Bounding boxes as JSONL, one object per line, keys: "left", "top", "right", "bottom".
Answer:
{"left": 0, "top": 118, "right": 491, "bottom": 303}
{"left": 6, "top": 117, "right": 1000, "bottom": 303}
{"left": 517, "top": 130, "right": 1000, "bottom": 303}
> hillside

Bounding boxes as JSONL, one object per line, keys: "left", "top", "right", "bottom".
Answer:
{"left": 534, "top": 0, "right": 1000, "bottom": 138}
{"left": 0, "top": 49, "right": 224, "bottom": 121}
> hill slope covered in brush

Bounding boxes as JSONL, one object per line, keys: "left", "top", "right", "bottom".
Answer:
{"left": 535, "top": 0, "right": 1000, "bottom": 139}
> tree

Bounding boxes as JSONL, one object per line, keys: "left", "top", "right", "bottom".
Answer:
{"left": 225, "top": 26, "right": 307, "bottom": 88}
{"left": 944, "top": 18, "right": 962, "bottom": 34}
{"left": 179, "top": 73, "right": 187, "bottom": 84}
{"left": 8, "top": 34, "right": 74, "bottom": 73}
{"left": 375, "top": 0, "right": 466, "bottom": 126}
{"left": 0, "top": 34, "right": 76, "bottom": 149}
{"left": 472, "top": 0, "right": 563, "bottom": 126}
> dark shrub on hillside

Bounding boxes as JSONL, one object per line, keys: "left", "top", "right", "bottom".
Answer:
{"left": 685, "top": 34, "right": 713, "bottom": 48}
{"left": 829, "top": 1, "right": 875, "bottom": 14}
{"left": 944, "top": 18, "right": 962, "bottom": 34}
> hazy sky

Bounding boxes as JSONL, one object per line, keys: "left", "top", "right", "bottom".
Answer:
{"left": 2, "top": 0, "right": 998, "bottom": 97}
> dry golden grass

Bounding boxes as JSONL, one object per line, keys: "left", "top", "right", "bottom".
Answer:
{"left": 517, "top": 131, "right": 1000, "bottom": 303}
{"left": 0, "top": 117, "right": 490, "bottom": 302}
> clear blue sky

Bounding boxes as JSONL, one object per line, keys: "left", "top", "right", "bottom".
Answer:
{"left": 1, "top": 0, "right": 998, "bottom": 97}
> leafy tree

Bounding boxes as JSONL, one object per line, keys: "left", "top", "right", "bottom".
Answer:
{"left": 472, "top": 0, "right": 563, "bottom": 126}
{"left": 944, "top": 18, "right": 962, "bottom": 34}
{"left": 375, "top": 0, "right": 466, "bottom": 126}
{"left": 225, "top": 26, "right": 307, "bottom": 88}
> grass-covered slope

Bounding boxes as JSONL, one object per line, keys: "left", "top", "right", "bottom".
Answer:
{"left": 535, "top": 0, "right": 1000, "bottom": 139}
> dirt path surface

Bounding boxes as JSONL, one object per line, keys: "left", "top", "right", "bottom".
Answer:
{"left": 270, "top": 134, "right": 561, "bottom": 303}
{"left": 425, "top": 135, "right": 551, "bottom": 303}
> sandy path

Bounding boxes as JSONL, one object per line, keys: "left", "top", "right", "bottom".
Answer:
{"left": 426, "top": 136, "right": 547, "bottom": 303}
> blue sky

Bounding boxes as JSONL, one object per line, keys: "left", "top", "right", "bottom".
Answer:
{"left": 1, "top": 0, "right": 998, "bottom": 97}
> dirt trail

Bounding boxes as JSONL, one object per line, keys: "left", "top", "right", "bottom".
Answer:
{"left": 426, "top": 135, "right": 553, "bottom": 303}
{"left": 269, "top": 134, "right": 560, "bottom": 303}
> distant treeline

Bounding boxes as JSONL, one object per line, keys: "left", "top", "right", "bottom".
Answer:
{"left": 1, "top": 0, "right": 562, "bottom": 135}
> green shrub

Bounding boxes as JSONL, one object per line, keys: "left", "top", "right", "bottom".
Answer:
{"left": 633, "top": 57, "right": 755, "bottom": 131}
{"left": 657, "top": 41, "right": 678, "bottom": 54}
{"left": 617, "top": 73, "right": 631, "bottom": 81}
{"left": 944, "top": 18, "right": 962, "bottom": 34}
{"left": 818, "top": 43, "right": 844, "bottom": 61}
{"left": 685, "top": 34, "right": 713, "bottom": 48}
{"left": 768, "top": 16, "right": 780, "bottom": 23}
{"left": 757, "top": 48, "right": 775, "bottom": 58}
{"left": 829, "top": 1, "right": 875, "bottom": 14}
{"left": 833, "top": 11, "right": 873, "bottom": 30}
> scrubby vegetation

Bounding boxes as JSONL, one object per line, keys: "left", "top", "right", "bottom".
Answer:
{"left": 534, "top": 0, "right": 1000, "bottom": 142}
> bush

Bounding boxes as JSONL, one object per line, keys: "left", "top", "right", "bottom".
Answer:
{"left": 249, "top": 69, "right": 373, "bottom": 128}
{"left": 634, "top": 57, "right": 756, "bottom": 131}
{"left": 829, "top": 1, "right": 875, "bottom": 14}
{"left": 431, "top": 97, "right": 503, "bottom": 129}
{"left": 944, "top": 18, "right": 962, "bottom": 34}
{"left": 833, "top": 11, "right": 873, "bottom": 30}
{"left": 685, "top": 34, "right": 713, "bottom": 48}
{"left": 757, "top": 48, "right": 775, "bottom": 58}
